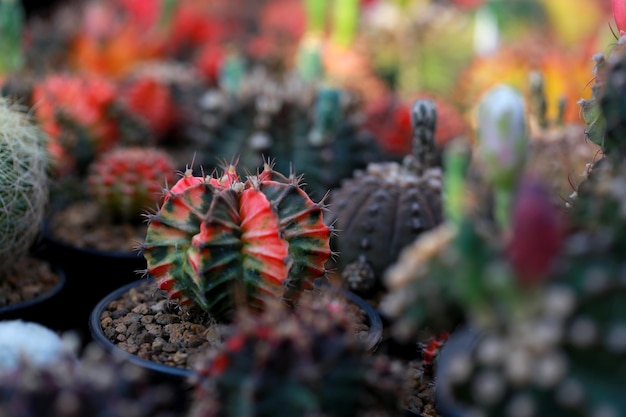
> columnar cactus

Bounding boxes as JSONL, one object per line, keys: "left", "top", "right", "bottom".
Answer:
{"left": 0, "top": 97, "right": 49, "bottom": 274}
{"left": 186, "top": 66, "right": 382, "bottom": 200}
{"left": 141, "top": 161, "right": 331, "bottom": 321}
{"left": 189, "top": 294, "right": 404, "bottom": 417}
{"left": 324, "top": 99, "right": 444, "bottom": 296}
{"left": 86, "top": 147, "right": 177, "bottom": 224}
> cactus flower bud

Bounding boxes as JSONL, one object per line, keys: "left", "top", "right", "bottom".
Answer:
{"left": 476, "top": 85, "right": 528, "bottom": 192}
{"left": 613, "top": 0, "right": 626, "bottom": 35}
{"left": 505, "top": 178, "right": 565, "bottom": 285}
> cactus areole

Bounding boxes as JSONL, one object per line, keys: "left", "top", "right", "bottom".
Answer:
{"left": 142, "top": 162, "right": 331, "bottom": 320}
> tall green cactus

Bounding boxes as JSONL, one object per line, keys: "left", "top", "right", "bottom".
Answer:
{"left": 0, "top": 98, "right": 49, "bottom": 274}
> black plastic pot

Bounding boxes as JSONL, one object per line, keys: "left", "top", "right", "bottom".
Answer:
{"left": 90, "top": 279, "right": 385, "bottom": 381}
{"left": 434, "top": 326, "right": 482, "bottom": 417}
{"left": 0, "top": 265, "right": 66, "bottom": 330}
{"left": 35, "top": 222, "right": 146, "bottom": 343}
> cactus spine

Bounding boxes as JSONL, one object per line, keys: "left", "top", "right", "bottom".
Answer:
{"left": 141, "top": 161, "right": 331, "bottom": 321}
{"left": 0, "top": 97, "right": 48, "bottom": 274}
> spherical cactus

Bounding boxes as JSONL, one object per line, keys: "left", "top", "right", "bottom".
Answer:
{"left": 31, "top": 73, "right": 120, "bottom": 176}
{"left": 325, "top": 99, "right": 444, "bottom": 296}
{"left": 0, "top": 342, "right": 179, "bottom": 417}
{"left": 189, "top": 294, "right": 404, "bottom": 417}
{"left": 141, "top": 161, "right": 331, "bottom": 321}
{"left": 0, "top": 98, "right": 49, "bottom": 273}
{"left": 186, "top": 66, "right": 382, "bottom": 200}
{"left": 86, "top": 146, "right": 176, "bottom": 224}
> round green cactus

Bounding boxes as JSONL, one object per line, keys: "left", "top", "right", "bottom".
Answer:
{"left": 325, "top": 99, "right": 444, "bottom": 296}
{"left": 141, "top": 161, "right": 331, "bottom": 321}
{"left": 0, "top": 98, "right": 49, "bottom": 274}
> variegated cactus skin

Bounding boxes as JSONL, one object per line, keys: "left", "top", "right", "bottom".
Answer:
{"left": 325, "top": 99, "right": 444, "bottom": 296}
{"left": 142, "top": 162, "right": 331, "bottom": 320}
{"left": 86, "top": 147, "right": 176, "bottom": 223}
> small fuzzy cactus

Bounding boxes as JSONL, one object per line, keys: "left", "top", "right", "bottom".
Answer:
{"left": 86, "top": 146, "right": 176, "bottom": 223}
{"left": 0, "top": 342, "right": 180, "bottom": 417}
{"left": 187, "top": 66, "right": 382, "bottom": 200}
{"left": 0, "top": 97, "right": 49, "bottom": 274}
{"left": 189, "top": 294, "right": 404, "bottom": 417}
{"left": 325, "top": 98, "right": 444, "bottom": 296}
{"left": 141, "top": 161, "right": 331, "bottom": 321}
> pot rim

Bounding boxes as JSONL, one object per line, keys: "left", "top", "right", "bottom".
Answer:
{"left": 90, "top": 279, "right": 384, "bottom": 378}
{"left": 0, "top": 263, "right": 66, "bottom": 315}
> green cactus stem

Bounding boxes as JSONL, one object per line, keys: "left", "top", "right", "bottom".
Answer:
{"left": 141, "top": 161, "right": 331, "bottom": 321}
{"left": 0, "top": 0, "right": 24, "bottom": 75}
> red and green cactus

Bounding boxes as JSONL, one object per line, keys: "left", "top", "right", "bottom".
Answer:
{"left": 31, "top": 73, "right": 121, "bottom": 176}
{"left": 141, "top": 161, "right": 331, "bottom": 321}
{"left": 189, "top": 293, "right": 403, "bottom": 417}
{"left": 86, "top": 146, "right": 176, "bottom": 224}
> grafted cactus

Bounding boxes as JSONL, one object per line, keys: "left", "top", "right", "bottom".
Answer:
{"left": 325, "top": 99, "right": 443, "bottom": 297}
{"left": 141, "top": 161, "right": 331, "bottom": 321}
{"left": 189, "top": 294, "right": 404, "bottom": 417}
{"left": 86, "top": 146, "right": 176, "bottom": 224}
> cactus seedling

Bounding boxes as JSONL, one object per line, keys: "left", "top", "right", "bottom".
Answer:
{"left": 141, "top": 161, "right": 331, "bottom": 321}
{"left": 86, "top": 146, "right": 177, "bottom": 224}
{"left": 325, "top": 99, "right": 443, "bottom": 297}
{"left": 189, "top": 294, "right": 404, "bottom": 417}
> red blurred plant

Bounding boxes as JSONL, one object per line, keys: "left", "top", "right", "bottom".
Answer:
{"left": 32, "top": 73, "right": 120, "bottom": 175}
{"left": 505, "top": 178, "right": 566, "bottom": 285}
{"left": 613, "top": 0, "right": 626, "bottom": 35}
{"left": 121, "top": 76, "right": 178, "bottom": 140}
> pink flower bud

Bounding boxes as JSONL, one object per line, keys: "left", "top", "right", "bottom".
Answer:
{"left": 505, "top": 179, "right": 566, "bottom": 285}
{"left": 613, "top": 0, "right": 626, "bottom": 35}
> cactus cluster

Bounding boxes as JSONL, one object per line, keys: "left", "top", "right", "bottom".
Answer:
{"left": 0, "top": 97, "right": 49, "bottom": 274}
{"left": 0, "top": 342, "right": 180, "bottom": 417}
{"left": 186, "top": 65, "right": 382, "bottom": 200}
{"left": 86, "top": 146, "right": 177, "bottom": 224}
{"left": 189, "top": 292, "right": 404, "bottom": 417}
{"left": 325, "top": 99, "right": 444, "bottom": 297}
{"left": 141, "top": 161, "right": 331, "bottom": 321}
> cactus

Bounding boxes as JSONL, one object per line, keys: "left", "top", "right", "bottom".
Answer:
{"left": 324, "top": 99, "right": 444, "bottom": 297}
{"left": 525, "top": 71, "right": 601, "bottom": 204}
{"left": 0, "top": 97, "right": 49, "bottom": 274}
{"left": 31, "top": 73, "right": 121, "bottom": 177}
{"left": 186, "top": 65, "right": 382, "bottom": 200}
{"left": 86, "top": 146, "right": 177, "bottom": 224}
{"left": 379, "top": 86, "right": 564, "bottom": 339}
{"left": 0, "top": 342, "right": 180, "bottom": 417}
{"left": 189, "top": 293, "right": 404, "bottom": 417}
{"left": 141, "top": 161, "right": 331, "bottom": 321}
{"left": 0, "top": 320, "right": 70, "bottom": 375}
